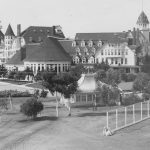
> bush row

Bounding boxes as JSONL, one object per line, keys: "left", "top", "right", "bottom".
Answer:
{"left": 0, "top": 90, "right": 32, "bottom": 97}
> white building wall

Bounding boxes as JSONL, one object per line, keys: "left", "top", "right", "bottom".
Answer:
{"left": 95, "top": 43, "right": 136, "bottom": 67}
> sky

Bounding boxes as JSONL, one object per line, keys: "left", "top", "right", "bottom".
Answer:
{"left": 0, "top": 0, "right": 150, "bottom": 38}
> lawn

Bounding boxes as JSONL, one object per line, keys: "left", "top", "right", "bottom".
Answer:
{"left": 0, "top": 97, "right": 150, "bottom": 150}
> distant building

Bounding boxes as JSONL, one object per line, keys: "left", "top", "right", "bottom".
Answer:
{"left": 61, "top": 31, "right": 142, "bottom": 73}
{"left": 1, "top": 24, "right": 65, "bottom": 64}
{"left": 5, "top": 36, "right": 71, "bottom": 74}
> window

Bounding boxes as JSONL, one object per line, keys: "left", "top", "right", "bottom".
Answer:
{"left": 125, "top": 58, "right": 127, "bottom": 64}
{"left": 111, "top": 58, "right": 113, "bottom": 64}
{"left": 101, "top": 50, "right": 104, "bottom": 55}
{"left": 105, "top": 50, "right": 107, "bottom": 55}
{"left": 111, "top": 49, "right": 113, "bottom": 55}
{"left": 115, "top": 49, "right": 117, "bottom": 55}
{"left": 118, "top": 49, "right": 120, "bottom": 55}
{"left": 115, "top": 59, "right": 118, "bottom": 64}
{"left": 121, "top": 58, "right": 123, "bottom": 64}
{"left": 108, "top": 50, "right": 110, "bottom": 55}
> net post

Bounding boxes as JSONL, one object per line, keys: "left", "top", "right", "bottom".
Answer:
{"left": 133, "top": 104, "right": 135, "bottom": 123}
{"left": 141, "top": 102, "right": 143, "bottom": 120}
{"left": 148, "top": 100, "right": 150, "bottom": 117}
{"left": 116, "top": 109, "right": 118, "bottom": 129}
{"left": 125, "top": 107, "right": 127, "bottom": 126}
{"left": 106, "top": 112, "right": 109, "bottom": 128}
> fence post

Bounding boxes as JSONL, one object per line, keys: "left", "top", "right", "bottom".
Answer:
{"left": 116, "top": 109, "right": 118, "bottom": 129}
{"left": 141, "top": 102, "right": 143, "bottom": 120}
{"left": 133, "top": 104, "right": 135, "bottom": 123}
{"left": 125, "top": 107, "right": 127, "bottom": 126}
{"left": 106, "top": 112, "right": 109, "bottom": 128}
{"left": 148, "top": 100, "right": 150, "bottom": 117}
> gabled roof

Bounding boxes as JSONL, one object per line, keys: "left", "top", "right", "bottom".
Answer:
{"left": 24, "top": 36, "right": 71, "bottom": 62}
{"left": 5, "top": 24, "right": 15, "bottom": 36}
{"left": 6, "top": 50, "right": 24, "bottom": 65}
{"left": 137, "top": 11, "right": 149, "bottom": 25}
{"left": 77, "top": 73, "right": 101, "bottom": 93}
{"left": 75, "top": 32, "right": 128, "bottom": 43}
{"left": 20, "top": 26, "right": 65, "bottom": 44}
{"left": 59, "top": 40, "right": 76, "bottom": 56}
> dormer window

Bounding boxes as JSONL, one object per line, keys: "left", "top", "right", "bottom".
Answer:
{"left": 47, "top": 30, "right": 50, "bottom": 33}
{"left": 40, "top": 29, "right": 43, "bottom": 32}
{"left": 81, "top": 40, "right": 85, "bottom": 47}
{"left": 72, "top": 41, "right": 76, "bottom": 47}
{"left": 97, "top": 41, "right": 102, "bottom": 47}
{"left": 88, "top": 40, "right": 93, "bottom": 47}
{"left": 33, "top": 29, "right": 36, "bottom": 32}
{"left": 73, "top": 56, "right": 80, "bottom": 64}
{"left": 82, "top": 57, "right": 86, "bottom": 63}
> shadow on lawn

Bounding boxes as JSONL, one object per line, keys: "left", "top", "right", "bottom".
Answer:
{"left": 18, "top": 116, "right": 57, "bottom": 123}
{"left": 78, "top": 112, "right": 106, "bottom": 117}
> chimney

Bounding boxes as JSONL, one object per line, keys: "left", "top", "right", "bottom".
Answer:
{"left": 17, "top": 24, "right": 21, "bottom": 36}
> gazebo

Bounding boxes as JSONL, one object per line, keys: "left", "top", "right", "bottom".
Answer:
{"left": 74, "top": 73, "right": 104, "bottom": 105}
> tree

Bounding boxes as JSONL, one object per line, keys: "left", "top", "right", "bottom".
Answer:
{"left": 133, "top": 72, "right": 150, "bottom": 92}
{"left": 42, "top": 71, "right": 78, "bottom": 117}
{"left": 141, "top": 54, "right": 150, "bottom": 74}
{"left": 95, "top": 69, "right": 106, "bottom": 82}
{"left": 93, "top": 61, "right": 110, "bottom": 72}
{"left": 70, "top": 64, "right": 86, "bottom": 80}
{"left": 0, "top": 65, "right": 7, "bottom": 77}
{"left": 20, "top": 97, "right": 43, "bottom": 119}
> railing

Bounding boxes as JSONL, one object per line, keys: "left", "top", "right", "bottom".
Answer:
{"left": 105, "top": 100, "right": 150, "bottom": 132}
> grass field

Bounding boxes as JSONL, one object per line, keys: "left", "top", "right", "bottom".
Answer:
{"left": 0, "top": 97, "right": 150, "bottom": 150}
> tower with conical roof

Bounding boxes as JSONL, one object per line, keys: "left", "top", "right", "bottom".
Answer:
{"left": 136, "top": 11, "right": 150, "bottom": 42}
{"left": 4, "top": 24, "right": 15, "bottom": 62}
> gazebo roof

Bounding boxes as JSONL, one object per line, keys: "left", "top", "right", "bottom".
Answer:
{"left": 77, "top": 73, "right": 104, "bottom": 93}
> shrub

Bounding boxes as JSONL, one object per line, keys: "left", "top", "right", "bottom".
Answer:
{"left": 0, "top": 98, "right": 8, "bottom": 110}
{"left": 127, "top": 73, "right": 137, "bottom": 82}
{"left": 122, "top": 94, "right": 143, "bottom": 106}
{"left": 40, "top": 89, "right": 48, "bottom": 98}
{"left": 0, "top": 90, "right": 31, "bottom": 97}
{"left": 20, "top": 98, "right": 44, "bottom": 119}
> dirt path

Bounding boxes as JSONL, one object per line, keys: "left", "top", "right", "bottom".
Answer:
{"left": 0, "top": 105, "right": 150, "bottom": 150}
